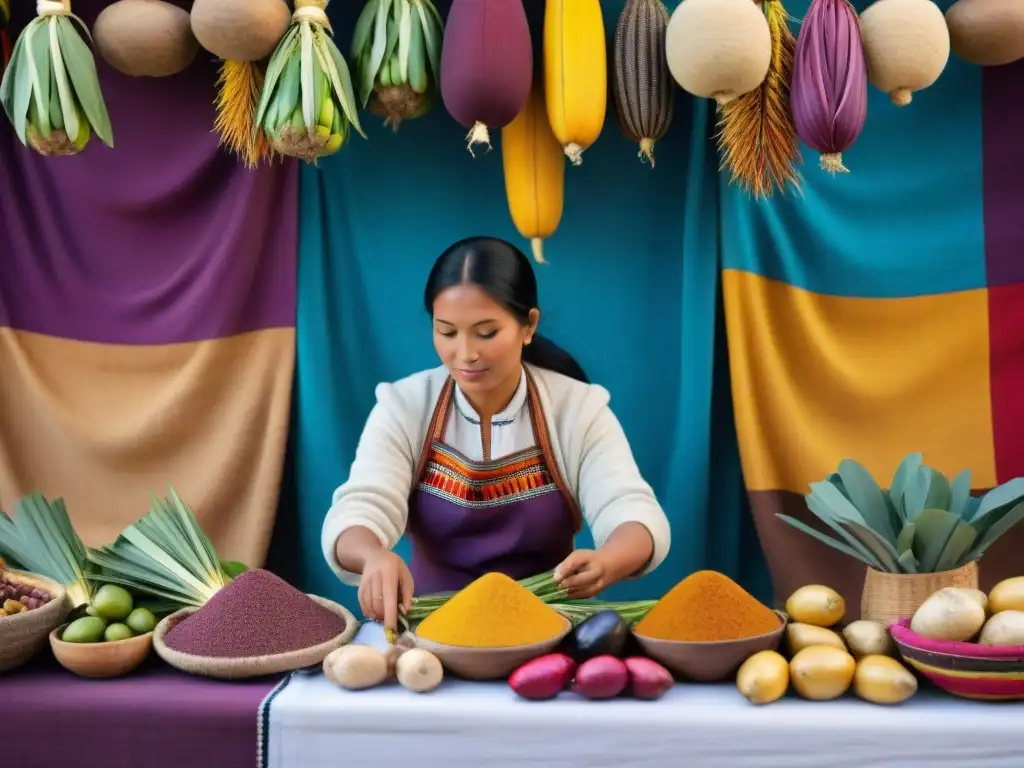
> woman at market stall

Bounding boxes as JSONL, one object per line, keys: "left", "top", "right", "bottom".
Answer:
{"left": 322, "top": 236, "right": 671, "bottom": 630}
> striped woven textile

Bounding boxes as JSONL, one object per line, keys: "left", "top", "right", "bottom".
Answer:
{"left": 0, "top": 1, "right": 298, "bottom": 566}
{"left": 721, "top": 17, "right": 1024, "bottom": 615}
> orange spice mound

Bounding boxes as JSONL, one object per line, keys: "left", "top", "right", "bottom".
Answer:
{"left": 635, "top": 570, "right": 781, "bottom": 642}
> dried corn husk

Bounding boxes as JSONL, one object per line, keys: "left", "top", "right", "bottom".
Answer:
{"left": 612, "top": 0, "right": 673, "bottom": 167}
{"left": 716, "top": 0, "right": 800, "bottom": 198}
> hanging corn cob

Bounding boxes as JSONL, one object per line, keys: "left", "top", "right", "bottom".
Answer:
{"left": 256, "top": 0, "right": 364, "bottom": 163}
{"left": 440, "top": 0, "right": 532, "bottom": 155}
{"left": 612, "top": 0, "right": 673, "bottom": 167}
{"left": 351, "top": 0, "right": 445, "bottom": 131}
{"left": 191, "top": 0, "right": 290, "bottom": 167}
{"left": 0, "top": 0, "right": 11, "bottom": 75}
{"left": 0, "top": 0, "right": 113, "bottom": 156}
{"left": 543, "top": 0, "right": 607, "bottom": 166}
{"left": 502, "top": 77, "right": 564, "bottom": 264}
{"left": 716, "top": 0, "right": 800, "bottom": 198}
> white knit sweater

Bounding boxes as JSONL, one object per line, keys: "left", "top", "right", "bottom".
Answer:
{"left": 321, "top": 364, "right": 672, "bottom": 586}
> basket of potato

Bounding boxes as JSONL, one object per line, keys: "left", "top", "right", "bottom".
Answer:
{"left": 0, "top": 569, "right": 70, "bottom": 673}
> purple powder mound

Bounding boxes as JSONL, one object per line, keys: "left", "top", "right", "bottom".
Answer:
{"left": 164, "top": 569, "right": 345, "bottom": 658}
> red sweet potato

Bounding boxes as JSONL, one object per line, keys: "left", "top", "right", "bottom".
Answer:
{"left": 508, "top": 653, "right": 576, "bottom": 700}
{"left": 572, "top": 655, "right": 629, "bottom": 700}
{"left": 624, "top": 657, "right": 673, "bottom": 700}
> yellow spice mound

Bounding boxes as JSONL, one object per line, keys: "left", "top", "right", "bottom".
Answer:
{"left": 635, "top": 569, "right": 781, "bottom": 642}
{"left": 416, "top": 572, "right": 566, "bottom": 648}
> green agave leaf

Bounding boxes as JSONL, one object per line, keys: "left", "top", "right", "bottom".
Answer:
{"left": 776, "top": 514, "right": 881, "bottom": 568}
{"left": 911, "top": 507, "right": 961, "bottom": 573}
{"left": 826, "top": 472, "right": 850, "bottom": 500}
{"left": 806, "top": 494, "right": 884, "bottom": 568}
{"left": 808, "top": 481, "right": 868, "bottom": 526}
{"left": 837, "top": 458, "right": 895, "bottom": 544}
{"left": 971, "top": 477, "right": 1024, "bottom": 523}
{"left": 934, "top": 521, "right": 977, "bottom": 572}
{"left": 840, "top": 520, "right": 900, "bottom": 571}
{"left": 890, "top": 452, "right": 924, "bottom": 519}
{"left": 924, "top": 468, "right": 951, "bottom": 512}
{"left": 963, "top": 496, "right": 981, "bottom": 521}
{"left": 965, "top": 500, "right": 1024, "bottom": 562}
{"left": 897, "top": 523, "right": 915, "bottom": 554}
{"left": 897, "top": 549, "right": 919, "bottom": 574}
{"left": 902, "top": 466, "right": 931, "bottom": 522}
{"left": 949, "top": 469, "right": 973, "bottom": 520}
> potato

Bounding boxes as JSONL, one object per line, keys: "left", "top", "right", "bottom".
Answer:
{"left": 988, "top": 577, "right": 1024, "bottom": 614}
{"left": 910, "top": 588, "right": 985, "bottom": 642}
{"left": 843, "top": 620, "right": 895, "bottom": 658}
{"left": 323, "top": 645, "right": 389, "bottom": 691}
{"left": 785, "top": 585, "right": 845, "bottom": 627}
{"left": 978, "top": 610, "right": 1024, "bottom": 647}
{"left": 395, "top": 648, "right": 444, "bottom": 693}
{"left": 785, "top": 622, "right": 846, "bottom": 655}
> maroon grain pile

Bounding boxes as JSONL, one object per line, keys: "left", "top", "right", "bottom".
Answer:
{"left": 164, "top": 569, "right": 345, "bottom": 658}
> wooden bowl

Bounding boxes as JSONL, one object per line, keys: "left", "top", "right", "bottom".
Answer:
{"left": 49, "top": 623, "right": 153, "bottom": 678}
{"left": 891, "top": 617, "right": 1024, "bottom": 701}
{"left": 152, "top": 594, "right": 359, "bottom": 680}
{"left": 413, "top": 615, "right": 572, "bottom": 680}
{"left": 0, "top": 570, "right": 71, "bottom": 674}
{"left": 632, "top": 610, "right": 787, "bottom": 682}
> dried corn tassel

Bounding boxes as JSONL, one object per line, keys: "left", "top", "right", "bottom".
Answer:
{"left": 717, "top": 0, "right": 800, "bottom": 198}
{"left": 213, "top": 59, "right": 274, "bottom": 168}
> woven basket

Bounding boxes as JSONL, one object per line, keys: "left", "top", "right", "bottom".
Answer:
{"left": 153, "top": 594, "right": 359, "bottom": 679}
{"left": 0, "top": 570, "right": 71, "bottom": 673}
{"left": 861, "top": 560, "right": 979, "bottom": 625}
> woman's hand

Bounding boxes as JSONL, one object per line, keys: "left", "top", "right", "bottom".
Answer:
{"left": 358, "top": 549, "right": 414, "bottom": 631}
{"left": 553, "top": 549, "right": 609, "bottom": 599}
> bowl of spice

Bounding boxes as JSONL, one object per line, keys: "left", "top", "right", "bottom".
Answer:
{"left": 413, "top": 572, "right": 572, "bottom": 680}
{"left": 631, "top": 570, "right": 786, "bottom": 682}
{"left": 153, "top": 569, "right": 359, "bottom": 679}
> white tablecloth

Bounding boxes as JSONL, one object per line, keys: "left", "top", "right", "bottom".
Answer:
{"left": 265, "top": 625, "right": 1024, "bottom": 768}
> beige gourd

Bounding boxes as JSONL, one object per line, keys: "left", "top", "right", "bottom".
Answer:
{"left": 190, "top": 0, "right": 291, "bottom": 63}
{"left": 946, "top": 0, "right": 1024, "bottom": 67}
{"left": 859, "top": 0, "right": 950, "bottom": 107}
{"left": 664, "top": 0, "right": 771, "bottom": 105}
{"left": 93, "top": 0, "right": 199, "bottom": 78}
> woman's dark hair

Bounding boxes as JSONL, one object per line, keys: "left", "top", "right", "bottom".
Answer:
{"left": 424, "top": 237, "right": 589, "bottom": 383}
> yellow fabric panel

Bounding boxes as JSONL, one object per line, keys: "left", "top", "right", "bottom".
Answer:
{"left": 0, "top": 328, "right": 294, "bottom": 566}
{"left": 722, "top": 269, "right": 995, "bottom": 494}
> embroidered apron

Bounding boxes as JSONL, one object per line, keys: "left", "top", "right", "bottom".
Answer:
{"left": 406, "top": 373, "right": 582, "bottom": 594}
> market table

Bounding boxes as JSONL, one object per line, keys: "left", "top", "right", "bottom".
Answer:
{"left": 2, "top": 654, "right": 286, "bottom": 768}
{"left": 264, "top": 624, "right": 1024, "bottom": 768}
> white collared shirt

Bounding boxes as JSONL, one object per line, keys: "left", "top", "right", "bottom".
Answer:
{"left": 447, "top": 368, "right": 534, "bottom": 461}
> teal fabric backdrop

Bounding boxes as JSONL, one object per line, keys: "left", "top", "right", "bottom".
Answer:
{"left": 292, "top": 0, "right": 771, "bottom": 611}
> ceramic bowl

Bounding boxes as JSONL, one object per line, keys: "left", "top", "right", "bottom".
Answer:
{"left": 50, "top": 623, "right": 154, "bottom": 678}
{"left": 631, "top": 610, "right": 788, "bottom": 682}
{"left": 890, "top": 617, "right": 1024, "bottom": 701}
{"left": 413, "top": 615, "right": 573, "bottom": 680}
{"left": 0, "top": 570, "right": 70, "bottom": 674}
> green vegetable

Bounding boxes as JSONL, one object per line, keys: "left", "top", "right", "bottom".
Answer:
{"left": 62, "top": 616, "right": 106, "bottom": 644}
{"left": 0, "top": 493, "right": 95, "bottom": 608}
{"left": 87, "top": 487, "right": 229, "bottom": 609}
{"left": 104, "top": 623, "right": 134, "bottom": 642}
{"left": 777, "top": 453, "right": 1024, "bottom": 574}
{"left": 91, "top": 584, "right": 133, "bottom": 620}
{"left": 126, "top": 607, "right": 156, "bottom": 635}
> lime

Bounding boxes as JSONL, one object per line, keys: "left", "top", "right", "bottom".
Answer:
{"left": 126, "top": 607, "right": 156, "bottom": 635}
{"left": 62, "top": 616, "right": 106, "bottom": 643}
{"left": 104, "top": 623, "right": 135, "bottom": 642}
{"left": 91, "top": 584, "right": 134, "bottom": 620}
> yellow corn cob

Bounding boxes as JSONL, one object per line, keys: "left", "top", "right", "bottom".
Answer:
{"left": 543, "top": 0, "right": 607, "bottom": 166}
{"left": 501, "top": 80, "right": 565, "bottom": 264}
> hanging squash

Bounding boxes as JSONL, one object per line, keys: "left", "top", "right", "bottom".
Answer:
{"left": 945, "top": 0, "right": 1024, "bottom": 67}
{"left": 440, "top": 0, "right": 532, "bottom": 155}
{"left": 790, "top": 0, "right": 867, "bottom": 173}
{"left": 612, "top": 0, "right": 673, "bottom": 167}
{"left": 93, "top": 0, "right": 199, "bottom": 78}
{"left": 858, "top": 0, "right": 949, "bottom": 106}
{"left": 543, "top": 0, "right": 607, "bottom": 166}
{"left": 665, "top": 0, "right": 771, "bottom": 105}
{"left": 191, "top": 0, "right": 291, "bottom": 166}
{"left": 502, "top": 78, "right": 565, "bottom": 264}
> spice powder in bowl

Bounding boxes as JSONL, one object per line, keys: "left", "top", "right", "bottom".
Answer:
{"left": 416, "top": 572, "right": 565, "bottom": 648}
{"left": 163, "top": 569, "right": 345, "bottom": 658}
{"left": 635, "top": 570, "right": 781, "bottom": 642}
